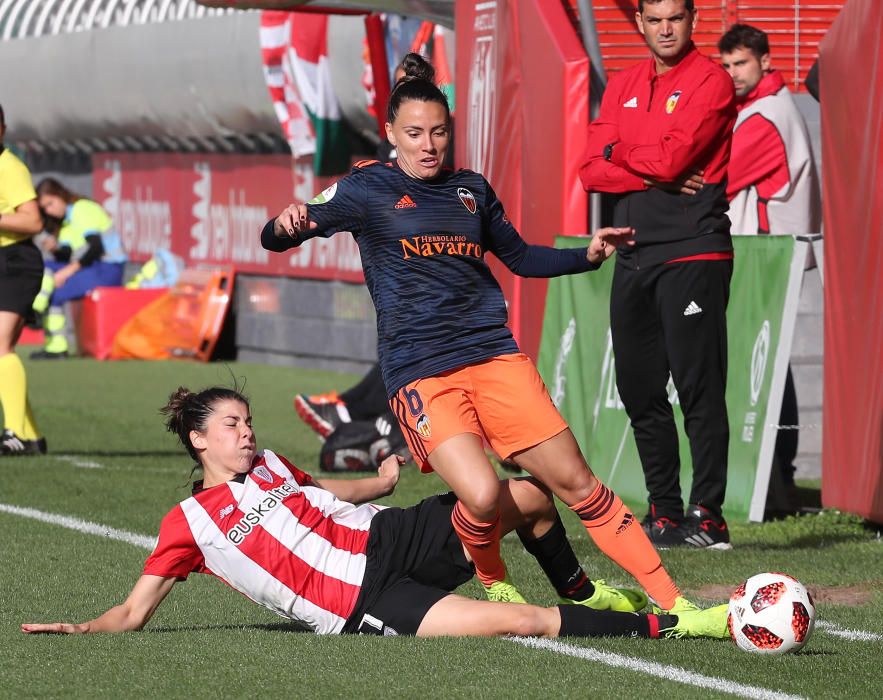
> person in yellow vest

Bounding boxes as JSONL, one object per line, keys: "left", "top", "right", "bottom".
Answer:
{"left": 0, "top": 104, "right": 47, "bottom": 456}
{"left": 32, "top": 179, "right": 128, "bottom": 359}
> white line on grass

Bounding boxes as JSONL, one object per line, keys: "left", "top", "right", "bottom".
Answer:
{"left": 509, "top": 637, "right": 806, "bottom": 700}
{"left": 3, "top": 504, "right": 877, "bottom": 691}
{"left": 53, "top": 455, "right": 105, "bottom": 469}
{"left": 0, "top": 503, "right": 155, "bottom": 550}
{"left": 816, "top": 621, "right": 883, "bottom": 642}
{"left": 51, "top": 454, "right": 184, "bottom": 476}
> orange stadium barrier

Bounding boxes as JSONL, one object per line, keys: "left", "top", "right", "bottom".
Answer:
{"left": 111, "top": 268, "right": 235, "bottom": 362}
{"left": 819, "top": 0, "right": 883, "bottom": 523}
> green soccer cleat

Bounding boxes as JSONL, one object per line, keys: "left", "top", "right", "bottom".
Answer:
{"left": 484, "top": 578, "right": 528, "bottom": 604}
{"left": 652, "top": 595, "right": 700, "bottom": 615}
{"left": 661, "top": 603, "right": 730, "bottom": 639}
{"left": 560, "top": 579, "right": 648, "bottom": 612}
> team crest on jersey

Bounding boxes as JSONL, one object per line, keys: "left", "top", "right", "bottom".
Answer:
{"left": 665, "top": 91, "right": 683, "bottom": 114}
{"left": 308, "top": 182, "right": 337, "bottom": 205}
{"left": 416, "top": 413, "right": 432, "bottom": 439}
{"left": 219, "top": 504, "right": 235, "bottom": 519}
{"left": 457, "top": 187, "right": 477, "bottom": 214}
{"left": 253, "top": 465, "right": 274, "bottom": 483}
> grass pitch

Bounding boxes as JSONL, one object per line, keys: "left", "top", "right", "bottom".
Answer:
{"left": 1, "top": 356, "right": 882, "bottom": 699}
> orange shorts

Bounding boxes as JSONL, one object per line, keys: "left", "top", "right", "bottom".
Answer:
{"left": 389, "top": 353, "right": 568, "bottom": 473}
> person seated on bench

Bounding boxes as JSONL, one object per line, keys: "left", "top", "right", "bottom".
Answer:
{"left": 31, "top": 178, "right": 127, "bottom": 359}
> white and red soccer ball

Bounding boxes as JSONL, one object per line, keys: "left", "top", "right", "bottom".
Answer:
{"left": 727, "top": 572, "right": 816, "bottom": 654}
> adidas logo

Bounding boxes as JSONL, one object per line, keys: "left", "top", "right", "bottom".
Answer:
{"left": 683, "top": 300, "right": 703, "bottom": 316}
{"left": 616, "top": 512, "right": 635, "bottom": 534}
{"left": 623, "top": 96, "right": 638, "bottom": 108}
{"left": 394, "top": 194, "right": 417, "bottom": 209}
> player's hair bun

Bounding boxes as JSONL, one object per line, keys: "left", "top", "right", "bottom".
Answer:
{"left": 398, "top": 53, "right": 436, "bottom": 85}
{"left": 387, "top": 53, "right": 450, "bottom": 124}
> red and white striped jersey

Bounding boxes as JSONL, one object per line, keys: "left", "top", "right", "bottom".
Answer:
{"left": 143, "top": 449, "right": 386, "bottom": 634}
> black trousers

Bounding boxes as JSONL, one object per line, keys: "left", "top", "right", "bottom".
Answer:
{"left": 341, "top": 363, "right": 389, "bottom": 420}
{"left": 610, "top": 259, "right": 733, "bottom": 521}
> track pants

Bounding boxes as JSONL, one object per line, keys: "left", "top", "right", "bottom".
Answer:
{"left": 610, "top": 259, "right": 733, "bottom": 521}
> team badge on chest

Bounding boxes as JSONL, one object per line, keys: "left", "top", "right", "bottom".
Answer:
{"left": 665, "top": 91, "right": 682, "bottom": 114}
{"left": 457, "top": 187, "right": 477, "bottom": 214}
{"left": 253, "top": 465, "right": 274, "bottom": 483}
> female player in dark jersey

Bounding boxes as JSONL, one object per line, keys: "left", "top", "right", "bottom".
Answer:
{"left": 262, "top": 54, "right": 696, "bottom": 617}
{"left": 22, "top": 385, "right": 727, "bottom": 639}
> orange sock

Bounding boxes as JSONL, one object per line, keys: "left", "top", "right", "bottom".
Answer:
{"left": 570, "top": 482, "right": 680, "bottom": 610}
{"left": 451, "top": 501, "right": 507, "bottom": 587}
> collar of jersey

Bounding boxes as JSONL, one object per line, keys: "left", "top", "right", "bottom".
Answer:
{"left": 191, "top": 471, "right": 248, "bottom": 495}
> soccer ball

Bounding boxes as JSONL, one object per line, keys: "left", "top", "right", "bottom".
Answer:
{"left": 727, "top": 572, "right": 815, "bottom": 654}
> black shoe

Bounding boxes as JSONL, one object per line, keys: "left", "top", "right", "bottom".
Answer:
{"left": 30, "top": 349, "right": 70, "bottom": 360}
{"left": 680, "top": 504, "right": 732, "bottom": 550}
{"left": 293, "top": 392, "right": 349, "bottom": 440}
{"left": 642, "top": 507, "right": 686, "bottom": 548}
{"left": 0, "top": 429, "right": 48, "bottom": 456}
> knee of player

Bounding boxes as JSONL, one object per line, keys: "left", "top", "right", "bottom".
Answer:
{"left": 460, "top": 484, "right": 502, "bottom": 521}
{"left": 505, "top": 605, "right": 557, "bottom": 638}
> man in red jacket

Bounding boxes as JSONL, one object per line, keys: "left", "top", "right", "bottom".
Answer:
{"left": 580, "top": 0, "right": 736, "bottom": 548}
{"left": 719, "top": 24, "right": 821, "bottom": 510}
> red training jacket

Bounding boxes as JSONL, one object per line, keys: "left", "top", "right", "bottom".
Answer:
{"left": 581, "top": 44, "right": 737, "bottom": 268}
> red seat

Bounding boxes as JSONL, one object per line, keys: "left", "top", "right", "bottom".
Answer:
{"left": 78, "top": 287, "right": 167, "bottom": 360}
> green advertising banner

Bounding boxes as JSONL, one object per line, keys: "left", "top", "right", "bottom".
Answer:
{"left": 537, "top": 235, "right": 802, "bottom": 522}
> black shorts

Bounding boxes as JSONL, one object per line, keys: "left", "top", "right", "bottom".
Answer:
{"left": 0, "top": 241, "right": 43, "bottom": 316}
{"left": 342, "top": 492, "right": 474, "bottom": 636}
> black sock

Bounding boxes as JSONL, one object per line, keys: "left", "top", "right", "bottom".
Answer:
{"left": 519, "top": 515, "right": 594, "bottom": 601}
{"left": 557, "top": 605, "right": 657, "bottom": 638}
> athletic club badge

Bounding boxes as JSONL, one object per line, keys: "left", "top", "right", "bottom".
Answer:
{"left": 665, "top": 91, "right": 682, "bottom": 114}
{"left": 253, "top": 465, "right": 273, "bottom": 483}
{"left": 416, "top": 413, "right": 432, "bottom": 439}
{"left": 457, "top": 187, "right": 477, "bottom": 214}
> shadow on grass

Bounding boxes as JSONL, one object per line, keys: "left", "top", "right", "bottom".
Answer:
{"left": 147, "top": 622, "right": 309, "bottom": 634}
{"left": 793, "top": 648, "right": 836, "bottom": 657}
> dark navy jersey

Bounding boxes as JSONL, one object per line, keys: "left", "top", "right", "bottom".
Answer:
{"left": 262, "top": 161, "right": 595, "bottom": 396}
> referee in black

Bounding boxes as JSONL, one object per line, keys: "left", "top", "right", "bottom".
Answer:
{"left": 579, "top": 0, "right": 737, "bottom": 548}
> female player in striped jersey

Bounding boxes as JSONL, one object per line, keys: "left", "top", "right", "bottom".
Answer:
{"left": 22, "top": 386, "right": 726, "bottom": 639}
{"left": 262, "top": 53, "right": 699, "bottom": 618}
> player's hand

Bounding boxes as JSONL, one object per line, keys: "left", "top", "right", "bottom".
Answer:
{"left": 377, "top": 454, "right": 404, "bottom": 495}
{"left": 273, "top": 204, "right": 315, "bottom": 240}
{"left": 587, "top": 227, "right": 635, "bottom": 264}
{"left": 21, "top": 622, "right": 89, "bottom": 635}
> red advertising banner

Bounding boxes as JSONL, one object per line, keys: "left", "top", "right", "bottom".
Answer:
{"left": 455, "top": 0, "right": 589, "bottom": 357}
{"left": 92, "top": 152, "right": 364, "bottom": 283}
{"left": 820, "top": 0, "right": 883, "bottom": 522}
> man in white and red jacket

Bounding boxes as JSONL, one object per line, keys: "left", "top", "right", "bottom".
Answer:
{"left": 719, "top": 24, "right": 821, "bottom": 503}
{"left": 719, "top": 24, "right": 821, "bottom": 236}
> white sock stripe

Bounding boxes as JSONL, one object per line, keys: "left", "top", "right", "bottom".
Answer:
{"left": 509, "top": 637, "right": 807, "bottom": 700}
{"left": 0, "top": 503, "right": 156, "bottom": 550}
